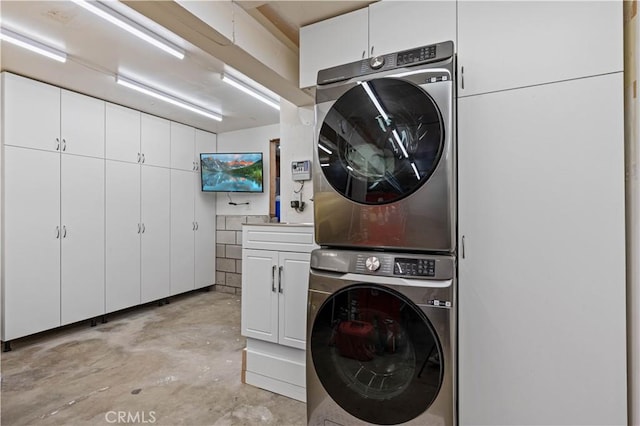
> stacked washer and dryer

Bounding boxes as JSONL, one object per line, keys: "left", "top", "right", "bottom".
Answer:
{"left": 307, "top": 41, "right": 457, "bottom": 425}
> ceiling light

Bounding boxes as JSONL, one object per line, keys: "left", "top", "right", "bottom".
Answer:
{"left": 222, "top": 74, "right": 280, "bottom": 110}
{"left": 72, "top": 0, "right": 185, "bottom": 60}
{"left": 0, "top": 27, "right": 67, "bottom": 63}
{"left": 116, "top": 75, "right": 222, "bottom": 121}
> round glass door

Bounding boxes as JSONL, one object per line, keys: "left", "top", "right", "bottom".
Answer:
{"left": 310, "top": 284, "right": 444, "bottom": 425}
{"left": 318, "top": 78, "right": 443, "bottom": 205}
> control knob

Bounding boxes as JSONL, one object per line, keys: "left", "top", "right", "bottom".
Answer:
{"left": 370, "top": 55, "right": 385, "bottom": 70}
{"left": 365, "top": 256, "right": 381, "bottom": 272}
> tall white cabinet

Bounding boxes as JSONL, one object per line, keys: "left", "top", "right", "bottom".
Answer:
{"left": 2, "top": 72, "right": 217, "bottom": 346}
{"left": 2, "top": 73, "right": 106, "bottom": 341}
{"left": 455, "top": 2, "right": 626, "bottom": 424}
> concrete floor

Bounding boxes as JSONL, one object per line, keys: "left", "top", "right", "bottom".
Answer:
{"left": 1, "top": 290, "right": 306, "bottom": 425}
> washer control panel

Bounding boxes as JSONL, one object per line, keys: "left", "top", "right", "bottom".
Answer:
{"left": 396, "top": 45, "right": 437, "bottom": 66}
{"left": 393, "top": 258, "right": 436, "bottom": 277}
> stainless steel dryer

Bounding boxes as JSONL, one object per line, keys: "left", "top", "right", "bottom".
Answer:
{"left": 314, "top": 41, "right": 455, "bottom": 252}
{"left": 307, "top": 248, "right": 456, "bottom": 425}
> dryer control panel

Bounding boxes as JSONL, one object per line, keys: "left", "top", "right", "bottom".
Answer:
{"left": 393, "top": 257, "right": 436, "bottom": 277}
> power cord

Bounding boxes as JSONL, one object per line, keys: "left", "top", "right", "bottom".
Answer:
{"left": 291, "top": 181, "right": 305, "bottom": 212}
{"left": 227, "top": 192, "right": 249, "bottom": 206}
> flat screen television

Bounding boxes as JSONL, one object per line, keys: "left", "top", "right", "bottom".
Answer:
{"left": 200, "top": 152, "right": 264, "bottom": 193}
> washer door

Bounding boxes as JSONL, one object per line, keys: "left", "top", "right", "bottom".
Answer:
{"left": 318, "top": 78, "right": 443, "bottom": 205}
{"left": 310, "top": 284, "right": 444, "bottom": 425}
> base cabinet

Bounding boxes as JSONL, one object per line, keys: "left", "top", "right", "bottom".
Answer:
{"left": 241, "top": 224, "right": 316, "bottom": 401}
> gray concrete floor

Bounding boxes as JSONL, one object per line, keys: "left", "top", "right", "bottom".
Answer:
{"left": 1, "top": 290, "right": 306, "bottom": 425}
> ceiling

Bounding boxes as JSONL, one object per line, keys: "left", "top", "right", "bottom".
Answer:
{"left": 0, "top": 1, "right": 374, "bottom": 134}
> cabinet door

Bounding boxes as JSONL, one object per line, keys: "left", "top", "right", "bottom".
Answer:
{"left": 194, "top": 174, "right": 216, "bottom": 289}
{"left": 105, "top": 160, "right": 141, "bottom": 312}
{"left": 170, "top": 169, "right": 195, "bottom": 295}
{"left": 458, "top": 74, "right": 626, "bottom": 425}
{"left": 299, "top": 7, "right": 368, "bottom": 88}
{"left": 241, "top": 249, "right": 279, "bottom": 343}
{"left": 141, "top": 113, "right": 170, "bottom": 168}
{"left": 2, "top": 73, "right": 60, "bottom": 152}
{"left": 106, "top": 103, "right": 141, "bottom": 163}
{"left": 141, "top": 166, "right": 171, "bottom": 303}
{"left": 3, "top": 146, "right": 61, "bottom": 341}
{"left": 457, "top": 1, "right": 623, "bottom": 97}
{"left": 61, "top": 90, "right": 105, "bottom": 158}
{"left": 277, "top": 252, "right": 310, "bottom": 349}
{"left": 170, "top": 122, "right": 196, "bottom": 171}
{"left": 61, "top": 155, "right": 105, "bottom": 325}
{"left": 368, "top": 1, "right": 456, "bottom": 56}
{"left": 195, "top": 129, "right": 217, "bottom": 171}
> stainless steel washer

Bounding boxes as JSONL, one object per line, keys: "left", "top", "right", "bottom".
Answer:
{"left": 307, "top": 248, "right": 456, "bottom": 425}
{"left": 313, "top": 41, "right": 456, "bottom": 253}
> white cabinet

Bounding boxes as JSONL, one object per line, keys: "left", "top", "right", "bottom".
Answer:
{"left": 60, "top": 155, "right": 105, "bottom": 325}
{"left": 141, "top": 166, "right": 171, "bottom": 303}
{"left": 3, "top": 147, "right": 61, "bottom": 341}
{"left": 106, "top": 161, "right": 172, "bottom": 309}
{"left": 170, "top": 122, "right": 196, "bottom": 171}
{"left": 299, "top": 8, "right": 368, "bottom": 88}
{"left": 242, "top": 250, "right": 310, "bottom": 349}
{"left": 457, "top": 1, "right": 623, "bottom": 96}
{"left": 241, "top": 224, "right": 316, "bottom": 401}
{"left": 457, "top": 74, "right": 626, "bottom": 425}
{"left": 106, "top": 104, "right": 141, "bottom": 163}
{"left": 61, "top": 90, "right": 105, "bottom": 158}
{"left": 194, "top": 130, "right": 217, "bottom": 289}
{"left": 2, "top": 73, "right": 60, "bottom": 152}
{"left": 299, "top": 1, "right": 456, "bottom": 88}
{"left": 141, "top": 114, "right": 170, "bottom": 168}
{"left": 106, "top": 161, "right": 141, "bottom": 312}
{"left": 2, "top": 73, "right": 105, "bottom": 157}
{"left": 170, "top": 169, "right": 196, "bottom": 295}
{"left": 368, "top": 1, "right": 456, "bottom": 58}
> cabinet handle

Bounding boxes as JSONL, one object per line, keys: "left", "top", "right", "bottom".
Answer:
{"left": 192, "top": 222, "right": 195, "bottom": 230}
{"left": 278, "top": 266, "right": 283, "bottom": 293}
{"left": 141, "top": 223, "right": 145, "bottom": 233}
{"left": 137, "top": 153, "right": 141, "bottom": 163}
{"left": 362, "top": 50, "right": 366, "bottom": 59}
{"left": 142, "top": 153, "right": 145, "bottom": 163}
{"left": 56, "top": 226, "right": 60, "bottom": 239}
{"left": 62, "top": 139, "right": 67, "bottom": 151}
{"left": 461, "top": 66, "right": 465, "bottom": 90}
{"left": 62, "top": 225, "right": 67, "bottom": 238}
{"left": 195, "top": 162, "right": 199, "bottom": 171}
{"left": 195, "top": 222, "right": 199, "bottom": 230}
{"left": 138, "top": 223, "right": 141, "bottom": 234}
{"left": 462, "top": 235, "right": 466, "bottom": 259}
{"left": 370, "top": 46, "right": 374, "bottom": 57}
{"left": 56, "top": 138, "right": 60, "bottom": 151}
{"left": 271, "top": 265, "right": 277, "bottom": 292}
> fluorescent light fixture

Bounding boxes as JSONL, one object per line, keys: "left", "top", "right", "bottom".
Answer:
{"left": 0, "top": 27, "right": 67, "bottom": 63}
{"left": 222, "top": 74, "right": 280, "bottom": 110}
{"left": 116, "top": 75, "right": 222, "bottom": 121}
{"left": 72, "top": 0, "right": 184, "bottom": 59}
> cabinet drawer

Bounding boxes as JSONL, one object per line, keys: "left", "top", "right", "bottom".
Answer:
{"left": 243, "top": 225, "right": 315, "bottom": 252}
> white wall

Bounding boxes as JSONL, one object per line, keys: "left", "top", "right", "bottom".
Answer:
{"left": 215, "top": 123, "right": 279, "bottom": 216}
{"left": 279, "top": 99, "right": 315, "bottom": 224}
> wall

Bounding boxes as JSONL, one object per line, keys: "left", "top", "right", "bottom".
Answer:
{"left": 625, "top": 2, "right": 640, "bottom": 424}
{"left": 279, "top": 99, "right": 315, "bottom": 225}
{"left": 215, "top": 123, "right": 279, "bottom": 216}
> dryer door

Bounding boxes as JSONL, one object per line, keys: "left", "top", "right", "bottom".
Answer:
{"left": 309, "top": 284, "right": 444, "bottom": 425}
{"left": 318, "top": 78, "right": 443, "bottom": 205}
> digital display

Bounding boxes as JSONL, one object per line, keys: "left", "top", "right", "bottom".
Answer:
{"left": 397, "top": 45, "right": 437, "bottom": 66}
{"left": 393, "top": 258, "right": 436, "bottom": 277}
